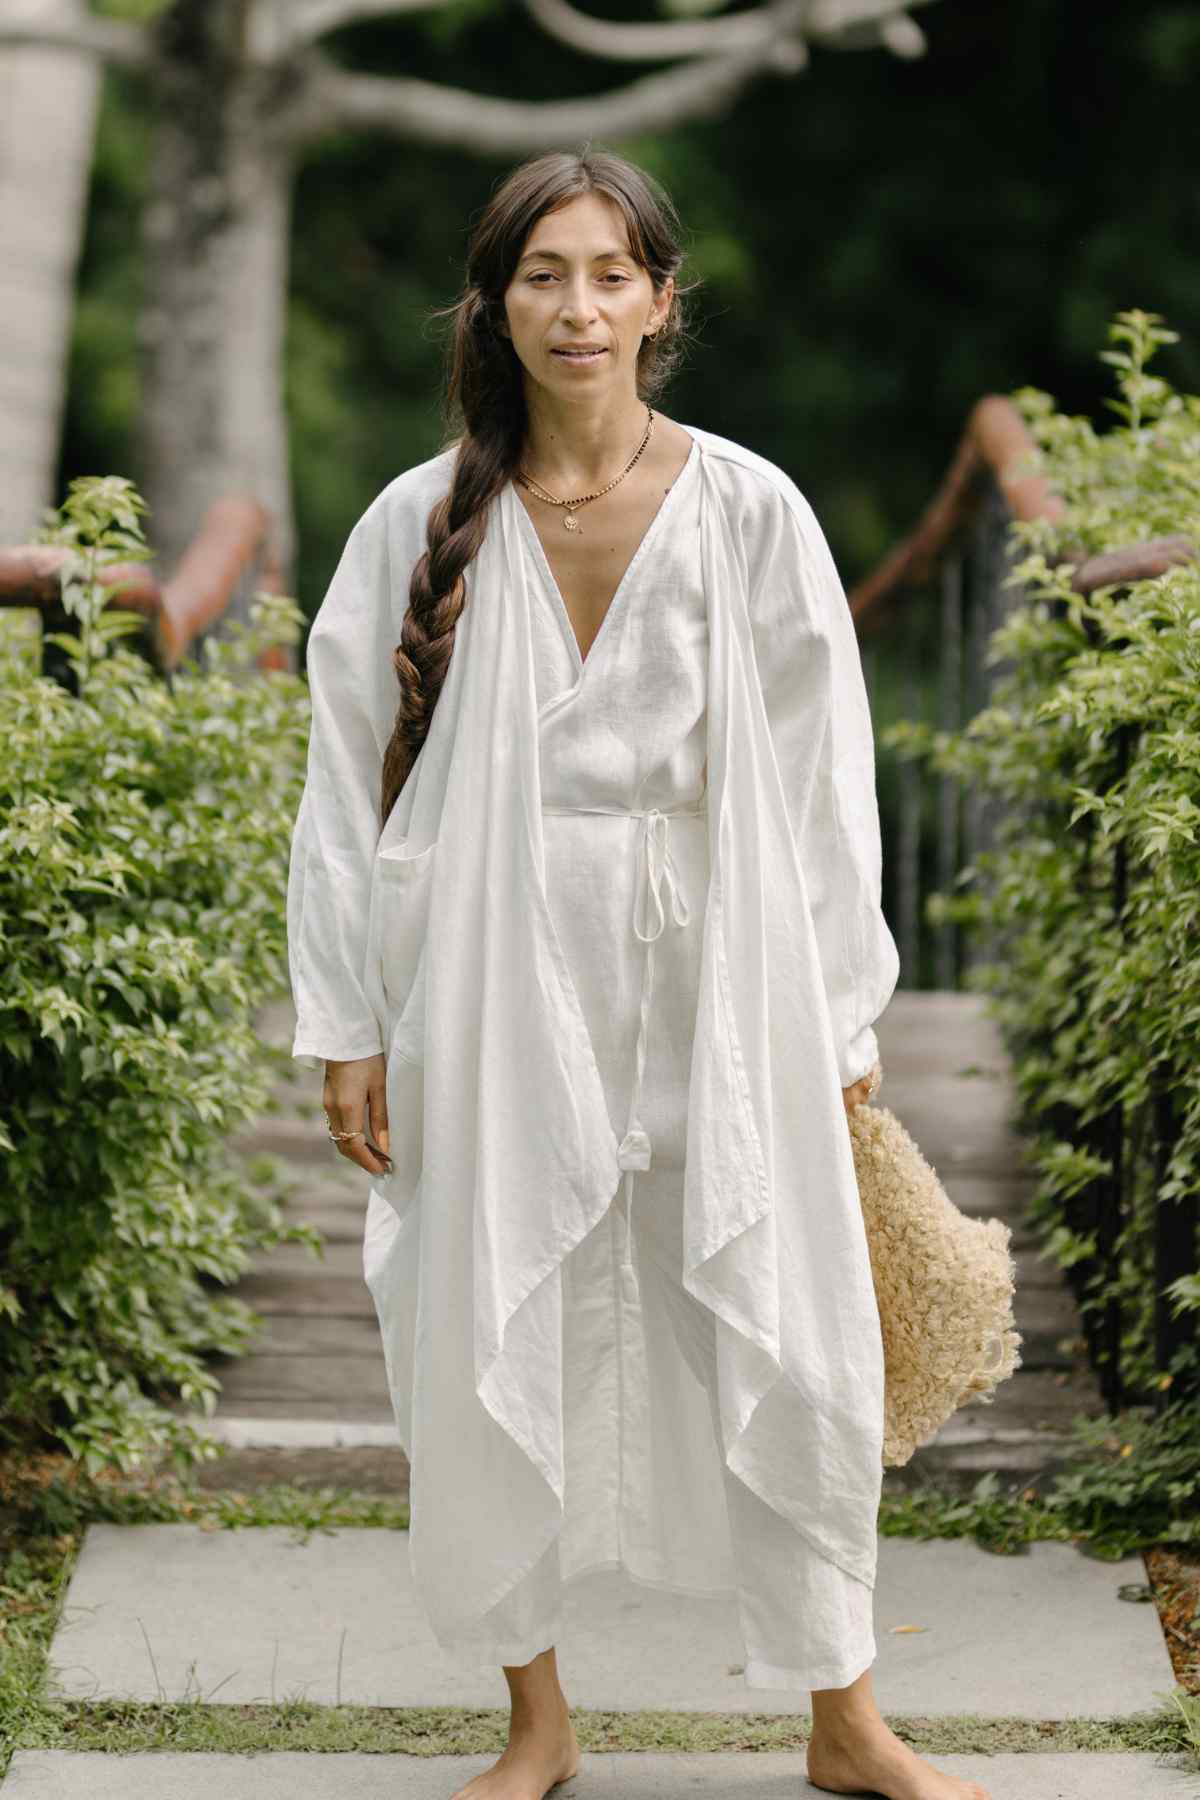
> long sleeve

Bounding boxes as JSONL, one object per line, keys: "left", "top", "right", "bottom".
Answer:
{"left": 288, "top": 500, "right": 402, "bottom": 1070}
{"left": 747, "top": 476, "right": 900, "bottom": 1089}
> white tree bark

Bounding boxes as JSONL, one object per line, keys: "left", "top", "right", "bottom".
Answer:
{"left": 521, "top": 0, "right": 932, "bottom": 63}
{"left": 281, "top": 39, "right": 812, "bottom": 151}
{"left": 137, "top": 143, "right": 296, "bottom": 645}
{"left": 134, "top": 2, "right": 296, "bottom": 648}
{"left": 0, "top": 0, "right": 102, "bottom": 541}
{"left": 250, "top": 0, "right": 450, "bottom": 61}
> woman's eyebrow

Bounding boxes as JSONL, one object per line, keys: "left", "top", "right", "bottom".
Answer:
{"left": 516, "top": 247, "right": 632, "bottom": 267}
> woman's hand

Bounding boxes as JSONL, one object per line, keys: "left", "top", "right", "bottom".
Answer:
{"left": 841, "top": 1059, "right": 881, "bottom": 1116}
{"left": 323, "top": 1053, "right": 392, "bottom": 1177}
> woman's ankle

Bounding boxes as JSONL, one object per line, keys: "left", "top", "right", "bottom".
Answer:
{"left": 503, "top": 1645, "right": 572, "bottom": 1731}
{"left": 809, "top": 1666, "right": 886, "bottom": 1742}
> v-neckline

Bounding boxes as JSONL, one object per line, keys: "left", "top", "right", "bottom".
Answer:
{"left": 511, "top": 432, "right": 699, "bottom": 676}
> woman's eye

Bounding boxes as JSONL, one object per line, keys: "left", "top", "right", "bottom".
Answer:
{"left": 527, "top": 272, "right": 630, "bottom": 284}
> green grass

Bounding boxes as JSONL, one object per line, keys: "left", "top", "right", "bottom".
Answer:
{"left": 9, "top": 1700, "right": 1197, "bottom": 1759}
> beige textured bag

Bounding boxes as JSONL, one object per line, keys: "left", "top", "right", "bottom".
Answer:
{"left": 847, "top": 1071, "right": 1023, "bottom": 1468}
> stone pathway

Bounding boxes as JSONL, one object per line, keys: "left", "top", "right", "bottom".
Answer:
{"left": 10, "top": 991, "right": 1185, "bottom": 1799}
{"left": 871, "top": 991, "right": 1107, "bottom": 1491}
{"left": 44, "top": 1524, "right": 1174, "bottom": 1717}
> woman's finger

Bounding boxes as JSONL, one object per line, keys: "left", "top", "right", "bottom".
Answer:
{"left": 336, "top": 1102, "right": 390, "bottom": 1178}
{"left": 368, "top": 1069, "right": 391, "bottom": 1166}
{"left": 324, "top": 1087, "right": 390, "bottom": 1177}
{"left": 842, "top": 1074, "right": 871, "bottom": 1113}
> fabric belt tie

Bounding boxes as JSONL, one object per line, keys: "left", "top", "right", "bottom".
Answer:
{"left": 541, "top": 800, "right": 702, "bottom": 1296}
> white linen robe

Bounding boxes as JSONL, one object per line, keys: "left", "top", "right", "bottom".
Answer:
{"left": 287, "top": 423, "right": 900, "bottom": 1655}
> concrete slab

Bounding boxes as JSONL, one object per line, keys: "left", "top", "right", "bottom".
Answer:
{"left": 237, "top": 1314, "right": 384, "bottom": 1356}
{"left": 231, "top": 1270, "right": 376, "bottom": 1315}
{"left": 192, "top": 1416, "right": 402, "bottom": 1449}
{"left": 920, "top": 1365, "right": 1103, "bottom": 1435}
{"left": 245, "top": 1238, "right": 366, "bottom": 1277}
{"left": 207, "top": 1351, "right": 392, "bottom": 1409}
{"left": 181, "top": 1398, "right": 395, "bottom": 1423}
{"left": 183, "top": 1444, "right": 411, "bottom": 1496}
{"left": 46, "top": 1526, "right": 1176, "bottom": 1718}
{"left": 875, "top": 987, "right": 1010, "bottom": 1072}
{"left": 5, "top": 1750, "right": 1199, "bottom": 1799}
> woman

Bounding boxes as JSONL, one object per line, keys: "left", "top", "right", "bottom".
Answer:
{"left": 287, "top": 149, "right": 989, "bottom": 1800}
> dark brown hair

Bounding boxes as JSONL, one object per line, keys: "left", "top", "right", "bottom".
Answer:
{"left": 378, "top": 146, "right": 700, "bottom": 825}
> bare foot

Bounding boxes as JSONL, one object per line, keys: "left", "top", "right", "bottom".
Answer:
{"left": 806, "top": 1713, "right": 990, "bottom": 1800}
{"left": 448, "top": 1712, "right": 581, "bottom": 1800}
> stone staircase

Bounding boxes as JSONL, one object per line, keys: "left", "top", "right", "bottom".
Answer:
{"left": 184, "top": 988, "right": 1107, "bottom": 1497}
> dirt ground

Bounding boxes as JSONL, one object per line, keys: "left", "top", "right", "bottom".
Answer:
{"left": 1146, "top": 1544, "right": 1200, "bottom": 1695}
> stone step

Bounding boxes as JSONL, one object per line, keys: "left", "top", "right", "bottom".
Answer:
{"left": 1012, "top": 1245, "right": 1072, "bottom": 1287}
{"left": 184, "top": 1442, "right": 410, "bottom": 1496}
{"left": 873, "top": 987, "right": 1011, "bottom": 1071}
{"left": 219, "top": 1313, "right": 383, "bottom": 1358}
{"left": 242, "top": 1237, "right": 365, "bottom": 1279}
{"left": 942, "top": 1173, "right": 1036, "bottom": 1231}
{"left": 925, "top": 1364, "right": 1104, "bottom": 1436}
{"left": 231, "top": 1271, "right": 376, "bottom": 1317}
{"left": 44, "top": 1524, "right": 1174, "bottom": 1720}
{"left": 279, "top": 1200, "right": 370, "bottom": 1242}
{"left": 177, "top": 1398, "right": 395, "bottom": 1426}
{"left": 4, "top": 1751, "right": 1195, "bottom": 1799}
{"left": 220, "top": 991, "right": 1108, "bottom": 1483}
{"left": 887, "top": 1359, "right": 1108, "bottom": 1490}
{"left": 235, "top": 1117, "right": 348, "bottom": 1164}
{"left": 204, "top": 1352, "right": 392, "bottom": 1412}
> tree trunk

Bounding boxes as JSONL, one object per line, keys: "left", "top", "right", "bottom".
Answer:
{"left": 136, "top": 0, "right": 293, "bottom": 647}
{"left": 0, "top": 0, "right": 101, "bottom": 540}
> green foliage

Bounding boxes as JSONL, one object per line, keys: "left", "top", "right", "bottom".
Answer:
{"left": 92, "top": 1, "right": 170, "bottom": 21}
{"left": 1041, "top": 1398, "right": 1200, "bottom": 1558}
{"left": 0, "top": 476, "right": 319, "bottom": 1476}
{"left": 879, "top": 1399, "right": 1200, "bottom": 1560}
{"left": 892, "top": 309, "right": 1200, "bottom": 1407}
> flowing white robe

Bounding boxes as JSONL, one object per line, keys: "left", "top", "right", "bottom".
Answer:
{"left": 286, "top": 422, "right": 900, "bottom": 1655}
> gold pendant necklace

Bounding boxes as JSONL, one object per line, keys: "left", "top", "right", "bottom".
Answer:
{"left": 517, "top": 406, "right": 655, "bottom": 531}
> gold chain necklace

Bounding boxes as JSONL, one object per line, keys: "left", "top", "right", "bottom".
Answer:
{"left": 516, "top": 405, "right": 655, "bottom": 532}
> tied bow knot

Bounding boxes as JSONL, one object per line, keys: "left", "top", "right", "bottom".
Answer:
{"left": 633, "top": 808, "right": 691, "bottom": 944}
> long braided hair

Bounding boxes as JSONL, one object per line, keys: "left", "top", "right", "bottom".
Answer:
{"left": 378, "top": 146, "right": 700, "bottom": 826}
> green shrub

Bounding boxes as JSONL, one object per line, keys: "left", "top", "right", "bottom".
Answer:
{"left": 0, "top": 476, "right": 319, "bottom": 1474}
{"left": 888, "top": 309, "right": 1200, "bottom": 1405}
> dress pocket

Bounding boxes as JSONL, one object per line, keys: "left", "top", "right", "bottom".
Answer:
{"left": 375, "top": 837, "right": 438, "bottom": 1047}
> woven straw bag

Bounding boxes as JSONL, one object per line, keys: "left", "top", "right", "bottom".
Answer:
{"left": 847, "top": 1067, "right": 1023, "bottom": 1468}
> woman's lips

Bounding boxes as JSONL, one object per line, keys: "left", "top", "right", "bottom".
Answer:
{"left": 551, "top": 348, "right": 607, "bottom": 362}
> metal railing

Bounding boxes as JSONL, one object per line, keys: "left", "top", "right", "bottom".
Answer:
{"left": 0, "top": 494, "right": 287, "bottom": 682}
{"left": 856, "top": 473, "right": 1025, "bottom": 989}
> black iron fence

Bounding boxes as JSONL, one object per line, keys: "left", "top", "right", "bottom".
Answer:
{"left": 860, "top": 473, "right": 1021, "bottom": 993}
{"left": 854, "top": 417, "right": 1198, "bottom": 1412}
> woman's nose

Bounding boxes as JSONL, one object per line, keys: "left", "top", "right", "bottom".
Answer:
{"left": 560, "top": 279, "right": 597, "bottom": 320}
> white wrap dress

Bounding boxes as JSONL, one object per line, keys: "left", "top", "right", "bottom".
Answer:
{"left": 287, "top": 423, "right": 901, "bottom": 1690}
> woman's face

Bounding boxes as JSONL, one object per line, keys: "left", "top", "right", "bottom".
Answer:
{"left": 501, "top": 190, "right": 672, "bottom": 396}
